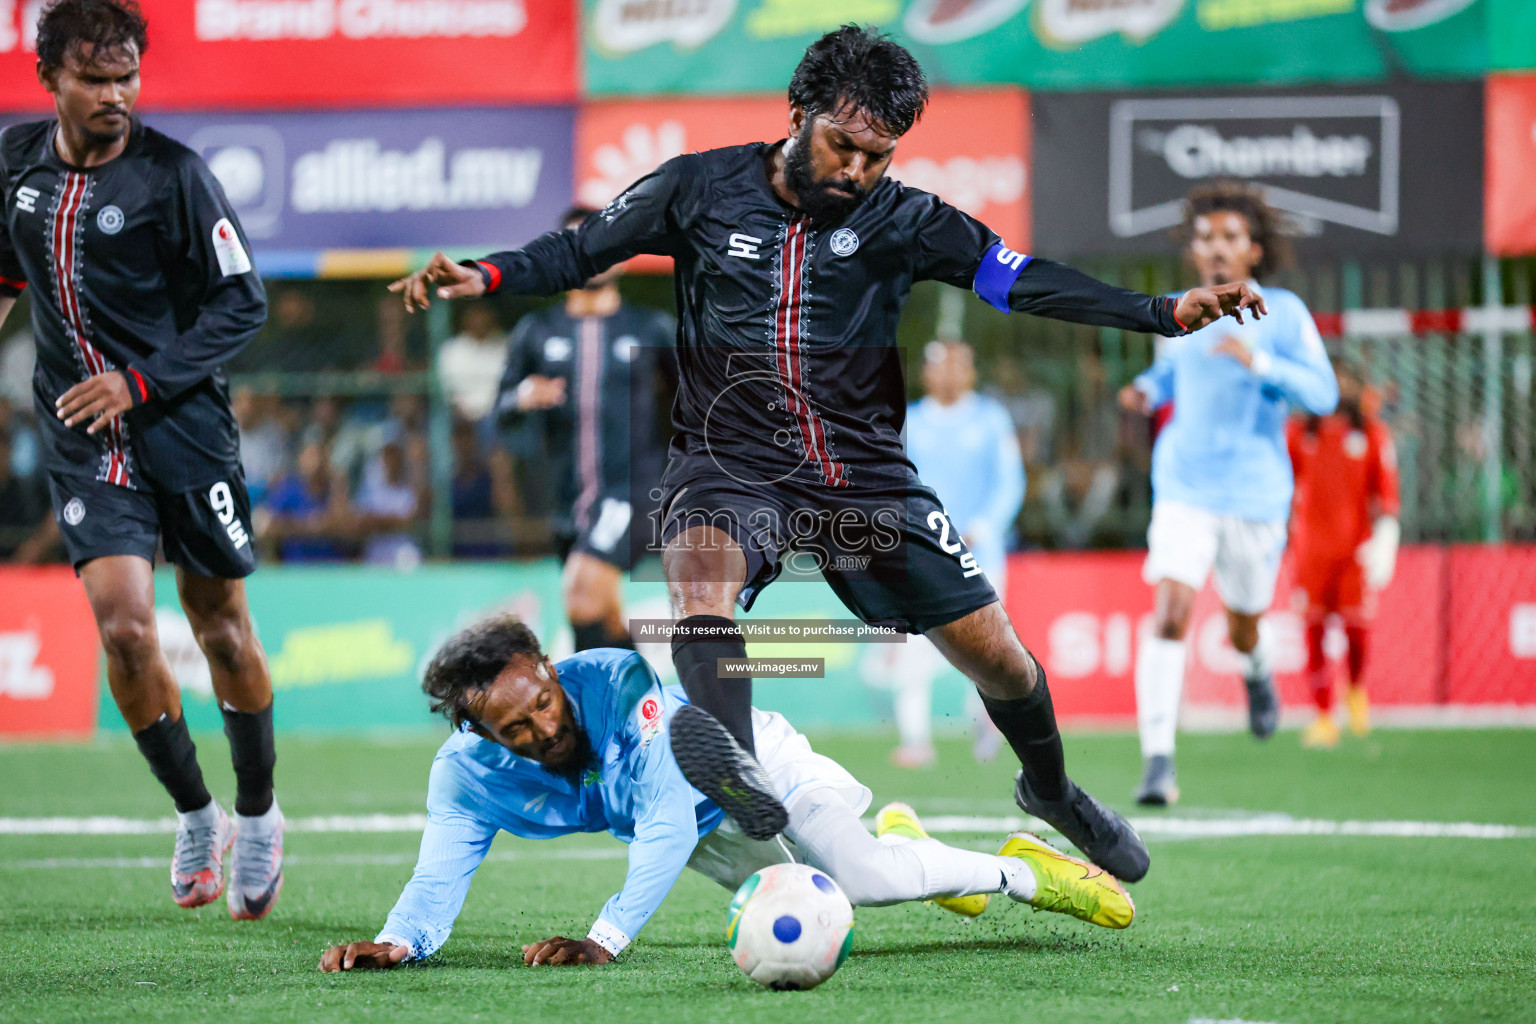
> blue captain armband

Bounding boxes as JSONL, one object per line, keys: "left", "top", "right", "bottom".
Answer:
{"left": 973, "top": 243, "right": 1032, "bottom": 312}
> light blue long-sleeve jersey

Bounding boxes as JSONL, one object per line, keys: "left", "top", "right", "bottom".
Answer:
{"left": 1134, "top": 285, "right": 1337, "bottom": 523}
{"left": 376, "top": 649, "right": 723, "bottom": 960}
{"left": 905, "top": 392, "right": 1025, "bottom": 576}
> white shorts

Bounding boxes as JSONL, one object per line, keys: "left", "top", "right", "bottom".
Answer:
{"left": 686, "top": 708, "right": 871, "bottom": 892}
{"left": 1142, "top": 500, "right": 1287, "bottom": 615}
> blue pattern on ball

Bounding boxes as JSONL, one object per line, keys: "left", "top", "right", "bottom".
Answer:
{"left": 811, "top": 873, "right": 836, "bottom": 894}
{"left": 772, "top": 914, "right": 802, "bottom": 943}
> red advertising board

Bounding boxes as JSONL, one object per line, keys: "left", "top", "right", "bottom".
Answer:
{"left": 0, "top": 1, "right": 576, "bottom": 111}
{"left": 1486, "top": 75, "right": 1536, "bottom": 256}
{"left": 1000, "top": 546, "right": 1507, "bottom": 722}
{"left": 0, "top": 567, "right": 99, "bottom": 739}
{"left": 576, "top": 89, "right": 1030, "bottom": 272}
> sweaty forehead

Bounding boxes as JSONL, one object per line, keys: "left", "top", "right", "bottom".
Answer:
{"left": 816, "top": 104, "right": 899, "bottom": 149}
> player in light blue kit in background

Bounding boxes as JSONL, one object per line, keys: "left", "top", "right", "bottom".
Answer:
{"left": 1118, "top": 183, "right": 1338, "bottom": 806}
{"left": 866, "top": 340, "right": 1025, "bottom": 768}
{"left": 317, "top": 616, "right": 1135, "bottom": 972}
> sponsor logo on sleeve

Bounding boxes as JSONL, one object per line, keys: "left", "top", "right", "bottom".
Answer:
{"left": 211, "top": 218, "right": 253, "bottom": 276}
{"left": 637, "top": 694, "right": 663, "bottom": 745}
{"left": 62, "top": 498, "right": 85, "bottom": 526}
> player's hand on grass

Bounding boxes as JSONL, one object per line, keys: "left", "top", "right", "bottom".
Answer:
{"left": 521, "top": 936, "right": 614, "bottom": 966}
{"left": 1118, "top": 384, "right": 1152, "bottom": 415}
{"left": 1173, "top": 281, "right": 1267, "bottom": 331}
{"left": 319, "top": 941, "right": 410, "bottom": 972}
{"left": 56, "top": 371, "right": 133, "bottom": 434}
{"left": 1212, "top": 336, "right": 1255, "bottom": 369}
{"left": 387, "top": 251, "right": 485, "bottom": 312}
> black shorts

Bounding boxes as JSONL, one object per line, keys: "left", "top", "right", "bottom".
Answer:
{"left": 659, "top": 455, "right": 998, "bottom": 634}
{"left": 46, "top": 467, "right": 257, "bottom": 579}
{"left": 556, "top": 493, "right": 643, "bottom": 573}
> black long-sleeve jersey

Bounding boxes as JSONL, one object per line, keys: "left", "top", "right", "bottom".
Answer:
{"left": 494, "top": 303, "right": 676, "bottom": 530}
{"left": 471, "top": 141, "right": 1183, "bottom": 489}
{"left": 0, "top": 118, "right": 266, "bottom": 492}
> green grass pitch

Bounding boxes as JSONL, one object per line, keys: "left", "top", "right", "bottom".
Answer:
{"left": 2, "top": 729, "right": 1533, "bottom": 1024}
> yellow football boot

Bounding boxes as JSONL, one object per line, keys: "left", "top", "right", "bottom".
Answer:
{"left": 874, "top": 802, "right": 990, "bottom": 918}
{"left": 999, "top": 831, "right": 1135, "bottom": 929}
{"left": 1346, "top": 686, "right": 1371, "bottom": 737}
{"left": 1301, "top": 714, "right": 1341, "bottom": 749}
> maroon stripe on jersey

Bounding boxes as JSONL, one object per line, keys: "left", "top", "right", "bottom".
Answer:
{"left": 52, "top": 171, "right": 129, "bottom": 487}
{"left": 773, "top": 219, "right": 847, "bottom": 488}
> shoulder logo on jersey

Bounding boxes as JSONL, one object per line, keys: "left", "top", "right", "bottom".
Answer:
{"left": 728, "top": 233, "right": 762, "bottom": 260}
{"left": 637, "top": 695, "right": 662, "bottom": 746}
{"left": 62, "top": 498, "right": 85, "bottom": 526}
{"left": 544, "top": 337, "right": 573, "bottom": 362}
{"left": 522, "top": 792, "right": 549, "bottom": 814}
{"left": 16, "top": 187, "right": 40, "bottom": 214}
{"left": 829, "top": 228, "right": 859, "bottom": 257}
{"left": 211, "top": 218, "right": 252, "bottom": 276}
{"left": 96, "top": 205, "right": 124, "bottom": 235}
{"left": 613, "top": 335, "right": 638, "bottom": 363}
{"left": 1344, "top": 430, "right": 1369, "bottom": 459}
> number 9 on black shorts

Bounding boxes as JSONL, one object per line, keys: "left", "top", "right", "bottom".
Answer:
{"left": 46, "top": 467, "right": 257, "bottom": 579}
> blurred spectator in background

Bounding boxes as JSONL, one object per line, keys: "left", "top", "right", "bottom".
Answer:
{"left": 0, "top": 424, "right": 58, "bottom": 562}
{"left": 1038, "top": 442, "right": 1120, "bottom": 549}
{"left": 353, "top": 422, "right": 422, "bottom": 568}
{"left": 863, "top": 340, "right": 1023, "bottom": 768}
{"left": 1, "top": 326, "right": 34, "bottom": 405}
{"left": 245, "top": 288, "right": 333, "bottom": 372}
{"left": 437, "top": 302, "right": 507, "bottom": 424}
{"left": 371, "top": 295, "right": 418, "bottom": 374}
{"left": 301, "top": 396, "right": 373, "bottom": 492}
{"left": 984, "top": 359, "right": 1056, "bottom": 467}
{"left": 233, "top": 388, "right": 291, "bottom": 507}
{"left": 258, "top": 441, "right": 349, "bottom": 562}
{"left": 449, "top": 417, "right": 513, "bottom": 558}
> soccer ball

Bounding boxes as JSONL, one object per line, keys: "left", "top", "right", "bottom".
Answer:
{"left": 726, "top": 863, "right": 854, "bottom": 991}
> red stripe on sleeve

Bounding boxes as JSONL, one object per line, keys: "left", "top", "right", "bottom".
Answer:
{"left": 128, "top": 368, "right": 150, "bottom": 403}
{"left": 0, "top": 274, "right": 26, "bottom": 291}
{"left": 475, "top": 261, "right": 502, "bottom": 293}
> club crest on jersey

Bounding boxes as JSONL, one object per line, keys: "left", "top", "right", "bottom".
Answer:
{"left": 63, "top": 498, "right": 85, "bottom": 526}
{"left": 211, "top": 218, "right": 252, "bottom": 276}
{"left": 829, "top": 228, "right": 859, "bottom": 257}
{"left": 96, "top": 205, "right": 124, "bottom": 235}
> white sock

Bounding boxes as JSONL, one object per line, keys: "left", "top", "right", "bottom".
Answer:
{"left": 1136, "top": 636, "right": 1187, "bottom": 758}
{"left": 235, "top": 799, "right": 282, "bottom": 830}
{"left": 996, "top": 855, "right": 1037, "bottom": 903}
{"left": 1242, "top": 626, "right": 1273, "bottom": 683}
{"left": 176, "top": 800, "right": 222, "bottom": 828}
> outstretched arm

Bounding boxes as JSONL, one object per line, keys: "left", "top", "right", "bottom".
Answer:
{"left": 390, "top": 155, "right": 697, "bottom": 312}
{"left": 319, "top": 760, "right": 497, "bottom": 971}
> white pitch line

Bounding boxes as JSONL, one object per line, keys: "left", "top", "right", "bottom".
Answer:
{"left": 1, "top": 812, "right": 1531, "bottom": 840}
{"left": 1, "top": 847, "right": 628, "bottom": 872}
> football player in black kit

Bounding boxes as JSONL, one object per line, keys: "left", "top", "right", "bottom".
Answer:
{"left": 0, "top": 1, "right": 282, "bottom": 918}
{"left": 494, "top": 206, "right": 675, "bottom": 653}
{"left": 391, "top": 26, "right": 1264, "bottom": 883}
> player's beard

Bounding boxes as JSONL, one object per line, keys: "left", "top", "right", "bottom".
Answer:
{"left": 784, "top": 123, "right": 870, "bottom": 225}
{"left": 544, "top": 724, "right": 595, "bottom": 784}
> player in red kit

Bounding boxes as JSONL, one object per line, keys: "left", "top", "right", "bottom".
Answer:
{"left": 1286, "top": 358, "right": 1400, "bottom": 748}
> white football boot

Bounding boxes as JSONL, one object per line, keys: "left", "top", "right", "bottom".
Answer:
{"left": 227, "top": 800, "right": 284, "bottom": 921}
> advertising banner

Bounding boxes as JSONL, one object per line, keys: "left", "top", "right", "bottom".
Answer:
{"left": 0, "top": 567, "right": 98, "bottom": 739}
{"left": 576, "top": 89, "right": 1031, "bottom": 267}
{"left": 1031, "top": 83, "right": 1484, "bottom": 259}
{"left": 107, "top": 107, "right": 575, "bottom": 256}
{"left": 1485, "top": 75, "right": 1536, "bottom": 256}
{"left": 0, "top": 0, "right": 576, "bottom": 111}
{"left": 581, "top": 0, "right": 1487, "bottom": 97}
{"left": 1002, "top": 547, "right": 1452, "bottom": 720}
{"left": 1444, "top": 546, "right": 1536, "bottom": 704}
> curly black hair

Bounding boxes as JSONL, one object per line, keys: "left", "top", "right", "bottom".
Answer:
{"left": 788, "top": 25, "right": 928, "bottom": 137}
{"left": 35, "top": 0, "right": 148, "bottom": 70}
{"left": 1176, "top": 180, "right": 1293, "bottom": 282}
{"left": 422, "top": 615, "right": 544, "bottom": 729}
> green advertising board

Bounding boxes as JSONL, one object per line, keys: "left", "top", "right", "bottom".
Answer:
{"left": 120, "top": 562, "right": 975, "bottom": 735}
{"left": 583, "top": 0, "right": 1495, "bottom": 97}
